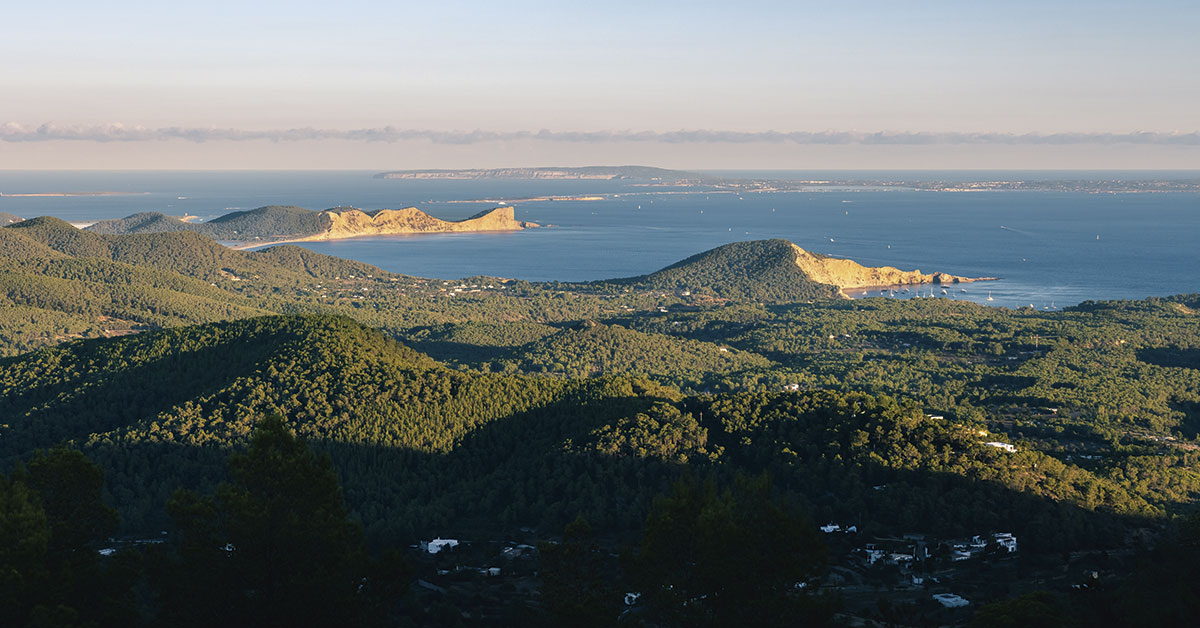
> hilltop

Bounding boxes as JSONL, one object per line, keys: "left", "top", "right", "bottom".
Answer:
{"left": 607, "top": 239, "right": 987, "bottom": 301}
{"left": 374, "top": 165, "right": 717, "bottom": 182}
{"left": 0, "top": 216, "right": 394, "bottom": 354}
{"left": 86, "top": 204, "right": 536, "bottom": 244}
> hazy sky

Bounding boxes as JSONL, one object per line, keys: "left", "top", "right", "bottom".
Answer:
{"left": 3, "top": 0, "right": 1198, "bottom": 169}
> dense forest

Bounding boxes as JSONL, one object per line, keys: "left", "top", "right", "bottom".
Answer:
{"left": 2, "top": 218, "right": 1199, "bottom": 625}
{"left": 85, "top": 205, "right": 334, "bottom": 240}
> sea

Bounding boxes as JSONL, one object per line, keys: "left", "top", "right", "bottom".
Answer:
{"left": 2, "top": 170, "right": 1198, "bottom": 309}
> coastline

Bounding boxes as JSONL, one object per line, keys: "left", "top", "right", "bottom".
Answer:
{"left": 835, "top": 276, "right": 1000, "bottom": 299}
{"left": 226, "top": 226, "right": 541, "bottom": 251}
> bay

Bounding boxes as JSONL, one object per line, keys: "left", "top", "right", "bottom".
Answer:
{"left": 2, "top": 170, "right": 1197, "bottom": 308}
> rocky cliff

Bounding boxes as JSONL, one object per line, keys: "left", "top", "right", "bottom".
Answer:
{"left": 86, "top": 205, "right": 537, "bottom": 243}
{"left": 789, "top": 244, "right": 989, "bottom": 294}
{"left": 307, "top": 206, "right": 537, "bottom": 241}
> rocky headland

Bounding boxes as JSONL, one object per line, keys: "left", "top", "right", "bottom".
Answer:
{"left": 789, "top": 244, "right": 993, "bottom": 295}
{"left": 308, "top": 206, "right": 537, "bottom": 241}
{"left": 86, "top": 205, "right": 537, "bottom": 247}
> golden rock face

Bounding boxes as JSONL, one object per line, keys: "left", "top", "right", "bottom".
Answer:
{"left": 310, "top": 206, "right": 537, "bottom": 241}
{"left": 789, "top": 243, "right": 989, "bottom": 295}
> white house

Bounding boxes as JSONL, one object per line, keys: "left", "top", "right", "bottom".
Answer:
{"left": 984, "top": 441, "right": 1017, "bottom": 453}
{"left": 427, "top": 538, "right": 459, "bottom": 554}
{"left": 993, "top": 532, "right": 1018, "bottom": 553}
{"left": 932, "top": 593, "right": 969, "bottom": 608}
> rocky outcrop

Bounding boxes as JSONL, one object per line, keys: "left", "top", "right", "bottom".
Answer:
{"left": 302, "top": 206, "right": 537, "bottom": 241}
{"left": 789, "top": 244, "right": 991, "bottom": 294}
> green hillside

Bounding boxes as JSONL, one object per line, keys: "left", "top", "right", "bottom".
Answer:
{"left": 7, "top": 216, "right": 388, "bottom": 281}
{"left": 412, "top": 320, "right": 772, "bottom": 388}
{"left": 197, "top": 204, "right": 329, "bottom": 239}
{"left": 0, "top": 314, "right": 1161, "bottom": 552}
{"left": 0, "top": 218, "right": 392, "bottom": 354}
{"left": 84, "top": 211, "right": 193, "bottom": 235}
{"left": 3, "top": 227, "right": 1200, "bottom": 624}
{"left": 605, "top": 238, "right": 842, "bottom": 301}
{"left": 87, "top": 205, "right": 331, "bottom": 239}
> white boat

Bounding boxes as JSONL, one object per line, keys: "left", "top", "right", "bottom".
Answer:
{"left": 987, "top": 291, "right": 994, "bottom": 302}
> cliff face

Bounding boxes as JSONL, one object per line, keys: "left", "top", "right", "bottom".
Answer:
{"left": 307, "top": 206, "right": 537, "bottom": 241}
{"left": 790, "top": 244, "right": 987, "bottom": 293}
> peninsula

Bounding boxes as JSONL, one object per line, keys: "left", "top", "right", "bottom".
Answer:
{"left": 787, "top": 243, "right": 993, "bottom": 295}
{"left": 86, "top": 205, "right": 537, "bottom": 246}
{"left": 613, "top": 239, "right": 991, "bottom": 302}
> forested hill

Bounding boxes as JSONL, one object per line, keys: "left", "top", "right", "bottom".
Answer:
{"left": 0, "top": 314, "right": 650, "bottom": 537}
{"left": 86, "top": 205, "right": 329, "bottom": 239}
{"left": 600, "top": 238, "right": 985, "bottom": 302}
{"left": 0, "top": 313, "right": 1169, "bottom": 551}
{"left": 5, "top": 216, "right": 388, "bottom": 281}
{"left": 0, "top": 217, "right": 394, "bottom": 355}
{"left": 82, "top": 211, "right": 194, "bottom": 235}
{"left": 4, "top": 222, "right": 1200, "bottom": 623}
{"left": 604, "top": 239, "right": 843, "bottom": 301}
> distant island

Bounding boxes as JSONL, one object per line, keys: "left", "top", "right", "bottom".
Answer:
{"left": 86, "top": 205, "right": 537, "bottom": 246}
{"left": 375, "top": 165, "right": 1200, "bottom": 193}
{"left": 374, "top": 165, "right": 718, "bottom": 183}
{"left": 0, "top": 191, "right": 144, "bottom": 197}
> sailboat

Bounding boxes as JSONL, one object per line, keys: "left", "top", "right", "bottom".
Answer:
{"left": 986, "top": 291, "right": 994, "bottom": 302}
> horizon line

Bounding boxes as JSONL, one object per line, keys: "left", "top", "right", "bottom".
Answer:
{"left": 4, "top": 124, "right": 1200, "bottom": 146}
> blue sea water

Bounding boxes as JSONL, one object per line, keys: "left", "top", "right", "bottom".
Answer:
{"left": 2, "top": 170, "right": 1198, "bottom": 308}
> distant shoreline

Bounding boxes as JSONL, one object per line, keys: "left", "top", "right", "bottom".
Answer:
{"left": 0, "top": 191, "right": 146, "bottom": 197}
{"left": 226, "top": 227, "right": 541, "bottom": 251}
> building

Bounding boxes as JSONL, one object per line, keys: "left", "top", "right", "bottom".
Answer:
{"left": 993, "top": 532, "right": 1018, "bottom": 552}
{"left": 932, "top": 593, "right": 969, "bottom": 608}
{"left": 426, "top": 538, "right": 459, "bottom": 554}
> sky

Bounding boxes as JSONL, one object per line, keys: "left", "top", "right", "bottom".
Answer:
{"left": 2, "top": 0, "right": 1198, "bottom": 170}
